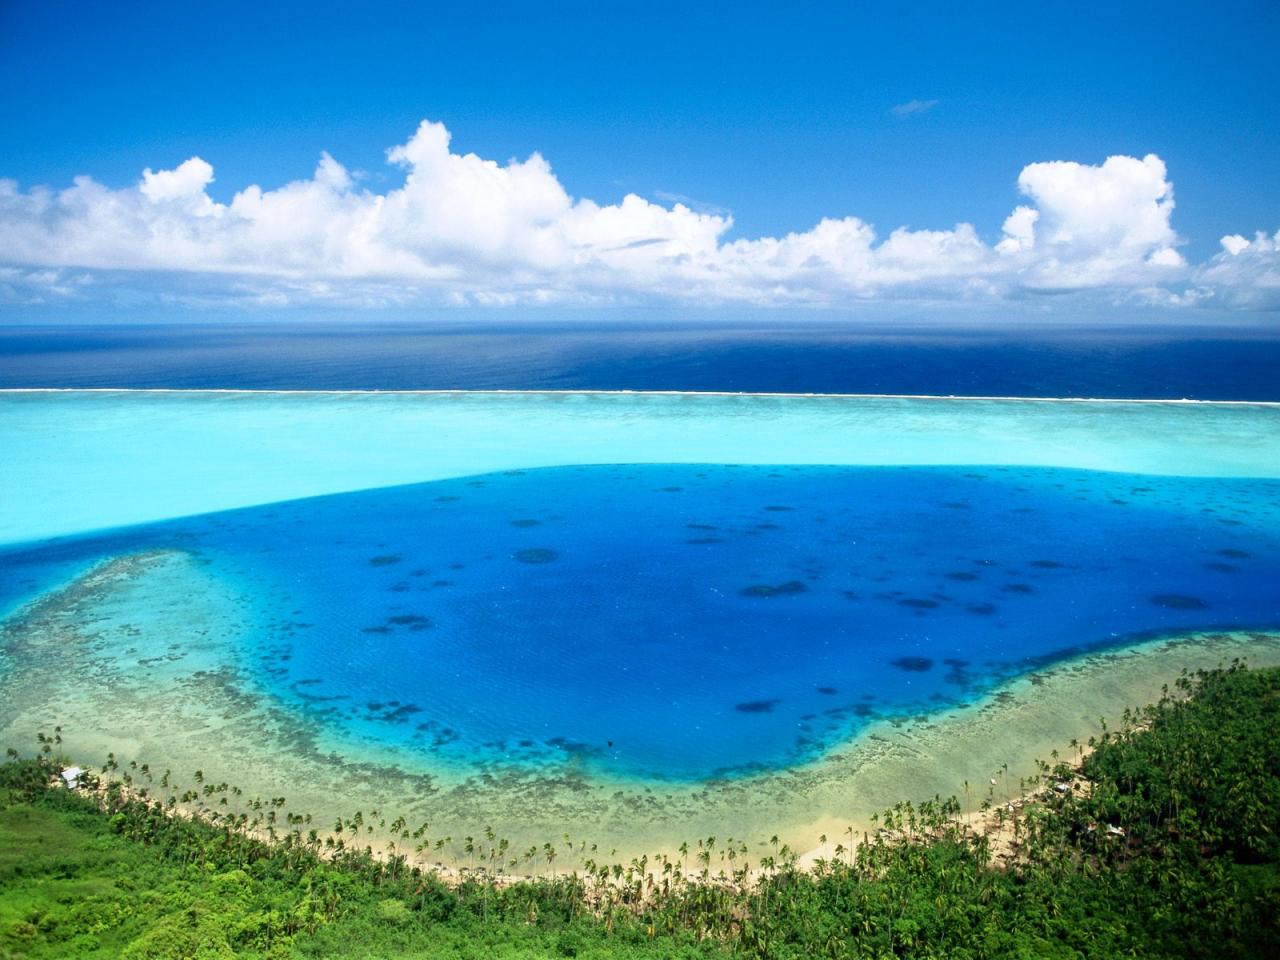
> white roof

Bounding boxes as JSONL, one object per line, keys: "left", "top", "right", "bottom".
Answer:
{"left": 60, "top": 766, "right": 84, "bottom": 780}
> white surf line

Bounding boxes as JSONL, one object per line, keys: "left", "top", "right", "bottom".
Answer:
{"left": 2, "top": 388, "right": 1278, "bottom": 406}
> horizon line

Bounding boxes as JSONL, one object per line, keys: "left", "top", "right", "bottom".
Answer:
{"left": 2, "top": 387, "right": 1278, "bottom": 407}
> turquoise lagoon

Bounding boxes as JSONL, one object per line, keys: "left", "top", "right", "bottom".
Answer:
{"left": 1, "top": 391, "right": 1279, "bottom": 847}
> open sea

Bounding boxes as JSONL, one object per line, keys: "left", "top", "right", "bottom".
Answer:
{"left": 3, "top": 321, "right": 1280, "bottom": 399}
{"left": 1, "top": 321, "right": 1278, "bottom": 811}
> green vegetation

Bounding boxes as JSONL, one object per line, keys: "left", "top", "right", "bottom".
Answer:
{"left": 2, "top": 663, "right": 1279, "bottom": 958}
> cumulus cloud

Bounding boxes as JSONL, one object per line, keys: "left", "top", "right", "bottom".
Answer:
{"left": 0, "top": 119, "right": 1272, "bottom": 311}
{"left": 1190, "top": 231, "right": 1280, "bottom": 309}
{"left": 1002, "top": 154, "right": 1184, "bottom": 284}
{"left": 140, "top": 157, "right": 216, "bottom": 204}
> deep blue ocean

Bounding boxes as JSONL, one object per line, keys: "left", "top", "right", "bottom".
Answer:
{"left": 2, "top": 321, "right": 1279, "bottom": 399}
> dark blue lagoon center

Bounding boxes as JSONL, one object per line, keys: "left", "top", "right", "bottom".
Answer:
{"left": 4, "top": 463, "right": 1279, "bottom": 781}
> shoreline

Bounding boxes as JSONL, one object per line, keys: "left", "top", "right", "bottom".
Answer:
{"left": 2, "top": 549, "right": 1278, "bottom": 869}
{"left": 2, "top": 387, "right": 1278, "bottom": 406}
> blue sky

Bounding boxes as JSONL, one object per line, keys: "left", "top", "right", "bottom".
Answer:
{"left": 1, "top": 0, "right": 1278, "bottom": 319}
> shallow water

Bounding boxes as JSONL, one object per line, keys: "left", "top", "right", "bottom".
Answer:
{"left": 4, "top": 462, "right": 1278, "bottom": 781}
{"left": 4, "top": 390, "right": 1279, "bottom": 546}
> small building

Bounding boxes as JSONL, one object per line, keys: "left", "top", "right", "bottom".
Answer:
{"left": 60, "top": 766, "right": 84, "bottom": 789}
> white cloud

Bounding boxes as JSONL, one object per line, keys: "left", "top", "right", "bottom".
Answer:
{"left": 1189, "top": 231, "right": 1280, "bottom": 309}
{"left": 995, "top": 206, "right": 1038, "bottom": 255}
{"left": 652, "top": 190, "right": 730, "bottom": 218}
{"left": 891, "top": 99, "right": 939, "bottom": 117}
{"left": 140, "top": 156, "right": 215, "bottom": 204}
{"left": 0, "top": 265, "right": 93, "bottom": 303}
{"left": 0, "top": 120, "right": 1272, "bottom": 311}
{"left": 1220, "top": 234, "right": 1252, "bottom": 256}
{"left": 996, "top": 154, "right": 1186, "bottom": 290}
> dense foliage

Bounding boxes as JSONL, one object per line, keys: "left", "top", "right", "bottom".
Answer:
{"left": 2, "top": 663, "right": 1278, "bottom": 959}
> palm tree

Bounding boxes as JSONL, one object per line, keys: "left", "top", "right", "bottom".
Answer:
{"left": 543, "top": 842, "right": 556, "bottom": 877}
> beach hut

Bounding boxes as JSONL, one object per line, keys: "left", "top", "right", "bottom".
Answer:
{"left": 60, "top": 766, "right": 84, "bottom": 789}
